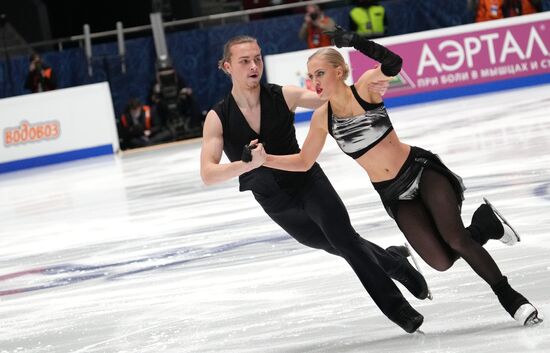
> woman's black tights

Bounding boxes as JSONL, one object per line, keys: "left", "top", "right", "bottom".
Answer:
{"left": 395, "top": 169, "right": 503, "bottom": 286}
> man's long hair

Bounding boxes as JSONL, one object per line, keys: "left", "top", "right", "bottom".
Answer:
{"left": 218, "top": 35, "right": 258, "bottom": 75}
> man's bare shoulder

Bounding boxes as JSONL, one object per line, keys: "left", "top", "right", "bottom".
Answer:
{"left": 203, "top": 109, "right": 223, "bottom": 137}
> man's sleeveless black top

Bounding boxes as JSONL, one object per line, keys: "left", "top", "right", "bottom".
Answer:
{"left": 213, "top": 83, "right": 315, "bottom": 194}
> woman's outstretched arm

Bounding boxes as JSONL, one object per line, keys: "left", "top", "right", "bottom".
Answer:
{"left": 264, "top": 107, "right": 328, "bottom": 172}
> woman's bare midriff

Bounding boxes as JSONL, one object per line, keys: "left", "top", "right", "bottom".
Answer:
{"left": 355, "top": 130, "right": 411, "bottom": 182}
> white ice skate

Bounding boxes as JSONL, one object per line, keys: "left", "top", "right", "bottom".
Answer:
{"left": 514, "top": 303, "right": 544, "bottom": 326}
{"left": 483, "top": 197, "right": 521, "bottom": 246}
{"left": 404, "top": 243, "right": 433, "bottom": 300}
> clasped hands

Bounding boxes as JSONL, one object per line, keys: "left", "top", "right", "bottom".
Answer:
{"left": 241, "top": 139, "right": 266, "bottom": 168}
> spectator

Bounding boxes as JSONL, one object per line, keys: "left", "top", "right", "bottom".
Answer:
{"left": 469, "top": 0, "right": 504, "bottom": 22}
{"left": 117, "top": 98, "right": 173, "bottom": 150}
{"left": 24, "top": 54, "right": 57, "bottom": 93}
{"left": 469, "top": 0, "right": 541, "bottom": 22}
{"left": 506, "top": 0, "right": 542, "bottom": 16}
{"left": 349, "top": 0, "right": 387, "bottom": 38}
{"left": 176, "top": 85, "right": 204, "bottom": 133}
{"left": 298, "top": 4, "right": 335, "bottom": 49}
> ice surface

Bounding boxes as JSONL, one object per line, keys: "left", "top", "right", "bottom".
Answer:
{"left": 1, "top": 85, "right": 549, "bottom": 352}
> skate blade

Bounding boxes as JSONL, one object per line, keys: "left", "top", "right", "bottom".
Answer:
{"left": 514, "top": 304, "right": 543, "bottom": 326}
{"left": 404, "top": 243, "right": 433, "bottom": 300}
{"left": 525, "top": 315, "right": 544, "bottom": 327}
{"left": 524, "top": 311, "right": 544, "bottom": 327}
{"left": 501, "top": 224, "right": 519, "bottom": 246}
{"left": 483, "top": 197, "right": 521, "bottom": 243}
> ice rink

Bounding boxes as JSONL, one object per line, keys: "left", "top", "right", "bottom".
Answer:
{"left": 1, "top": 84, "right": 549, "bottom": 353}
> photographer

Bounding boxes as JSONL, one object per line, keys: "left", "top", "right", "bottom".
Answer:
{"left": 117, "top": 98, "right": 173, "bottom": 150}
{"left": 298, "top": 4, "right": 335, "bottom": 49}
{"left": 24, "top": 54, "right": 57, "bottom": 93}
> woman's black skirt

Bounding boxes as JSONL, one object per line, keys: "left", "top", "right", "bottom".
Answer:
{"left": 372, "top": 146, "right": 466, "bottom": 219}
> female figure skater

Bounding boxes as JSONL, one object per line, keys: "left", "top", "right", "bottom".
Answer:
{"left": 263, "top": 26, "right": 542, "bottom": 326}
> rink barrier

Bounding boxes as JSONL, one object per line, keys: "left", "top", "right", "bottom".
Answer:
{"left": 0, "top": 82, "right": 119, "bottom": 174}
{"left": 0, "top": 145, "right": 114, "bottom": 174}
{"left": 266, "top": 12, "right": 550, "bottom": 123}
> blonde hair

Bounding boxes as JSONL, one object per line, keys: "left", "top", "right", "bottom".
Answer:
{"left": 218, "top": 35, "right": 258, "bottom": 75}
{"left": 308, "top": 48, "right": 350, "bottom": 81}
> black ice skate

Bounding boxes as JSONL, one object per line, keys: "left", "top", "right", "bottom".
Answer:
{"left": 492, "top": 276, "right": 543, "bottom": 326}
{"left": 388, "top": 302, "right": 424, "bottom": 334}
{"left": 483, "top": 197, "right": 521, "bottom": 246}
{"left": 386, "top": 245, "right": 432, "bottom": 300}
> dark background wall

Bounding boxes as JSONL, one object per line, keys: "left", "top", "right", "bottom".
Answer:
{"left": 0, "top": 0, "right": 52, "bottom": 43}
{"left": 44, "top": 0, "right": 153, "bottom": 39}
{"left": 1, "top": 0, "right": 198, "bottom": 42}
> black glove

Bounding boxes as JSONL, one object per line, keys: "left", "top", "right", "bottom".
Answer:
{"left": 324, "top": 25, "right": 357, "bottom": 48}
{"left": 241, "top": 143, "right": 257, "bottom": 163}
{"left": 325, "top": 25, "right": 402, "bottom": 77}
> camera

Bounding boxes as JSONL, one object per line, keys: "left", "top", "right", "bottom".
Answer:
{"left": 310, "top": 12, "right": 319, "bottom": 21}
{"left": 155, "top": 65, "right": 192, "bottom": 139}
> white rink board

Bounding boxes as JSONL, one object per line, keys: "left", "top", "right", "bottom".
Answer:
{"left": 0, "top": 82, "right": 119, "bottom": 171}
